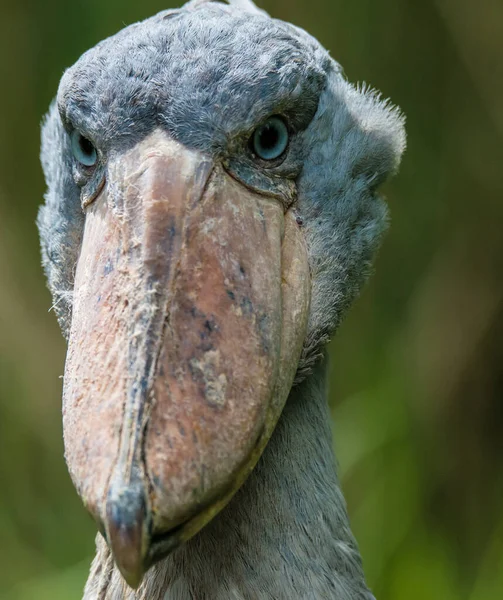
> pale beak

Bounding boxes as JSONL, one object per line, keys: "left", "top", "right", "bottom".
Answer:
{"left": 62, "top": 129, "right": 310, "bottom": 588}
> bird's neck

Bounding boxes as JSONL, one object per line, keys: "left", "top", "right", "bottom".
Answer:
{"left": 84, "top": 358, "right": 372, "bottom": 599}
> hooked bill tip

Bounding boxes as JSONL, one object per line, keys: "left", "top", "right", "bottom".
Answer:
{"left": 105, "top": 482, "right": 150, "bottom": 588}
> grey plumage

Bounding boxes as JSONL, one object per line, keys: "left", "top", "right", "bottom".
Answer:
{"left": 38, "top": 0, "right": 405, "bottom": 598}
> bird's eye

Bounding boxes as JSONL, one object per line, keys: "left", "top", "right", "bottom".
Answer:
{"left": 251, "top": 117, "right": 289, "bottom": 161}
{"left": 71, "top": 130, "right": 98, "bottom": 167}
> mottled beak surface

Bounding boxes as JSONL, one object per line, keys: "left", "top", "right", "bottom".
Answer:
{"left": 62, "top": 130, "right": 310, "bottom": 588}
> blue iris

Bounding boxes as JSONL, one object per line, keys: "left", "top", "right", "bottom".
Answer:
{"left": 71, "top": 130, "right": 98, "bottom": 167}
{"left": 252, "top": 117, "right": 289, "bottom": 160}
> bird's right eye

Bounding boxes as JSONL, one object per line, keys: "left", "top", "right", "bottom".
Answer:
{"left": 71, "top": 130, "right": 98, "bottom": 167}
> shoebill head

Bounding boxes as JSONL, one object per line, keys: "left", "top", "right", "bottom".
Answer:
{"left": 38, "top": 0, "right": 405, "bottom": 588}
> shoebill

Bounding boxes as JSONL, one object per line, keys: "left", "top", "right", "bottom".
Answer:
{"left": 38, "top": 0, "right": 405, "bottom": 597}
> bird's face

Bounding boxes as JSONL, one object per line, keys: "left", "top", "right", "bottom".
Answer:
{"left": 39, "top": 0, "right": 405, "bottom": 589}
{"left": 63, "top": 127, "right": 311, "bottom": 586}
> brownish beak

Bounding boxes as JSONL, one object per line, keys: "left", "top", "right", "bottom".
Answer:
{"left": 62, "top": 130, "right": 310, "bottom": 588}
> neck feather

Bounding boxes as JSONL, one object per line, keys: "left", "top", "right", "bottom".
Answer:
{"left": 84, "top": 357, "right": 372, "bottom": 600}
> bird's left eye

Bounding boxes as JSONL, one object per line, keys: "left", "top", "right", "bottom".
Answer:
{"left": 251, "top": 117, "right": 289, "bottom": 161}
{"left": 71, "top": 130, "right": 98, "bottom": 167}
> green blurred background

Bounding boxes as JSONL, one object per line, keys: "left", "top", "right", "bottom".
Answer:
{"left": 0, "top": 0, "right": 502, "bottom": 598}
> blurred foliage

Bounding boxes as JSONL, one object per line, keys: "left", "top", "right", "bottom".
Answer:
{"left": 0, "top": 0, "right": 501, "bottom": 598}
